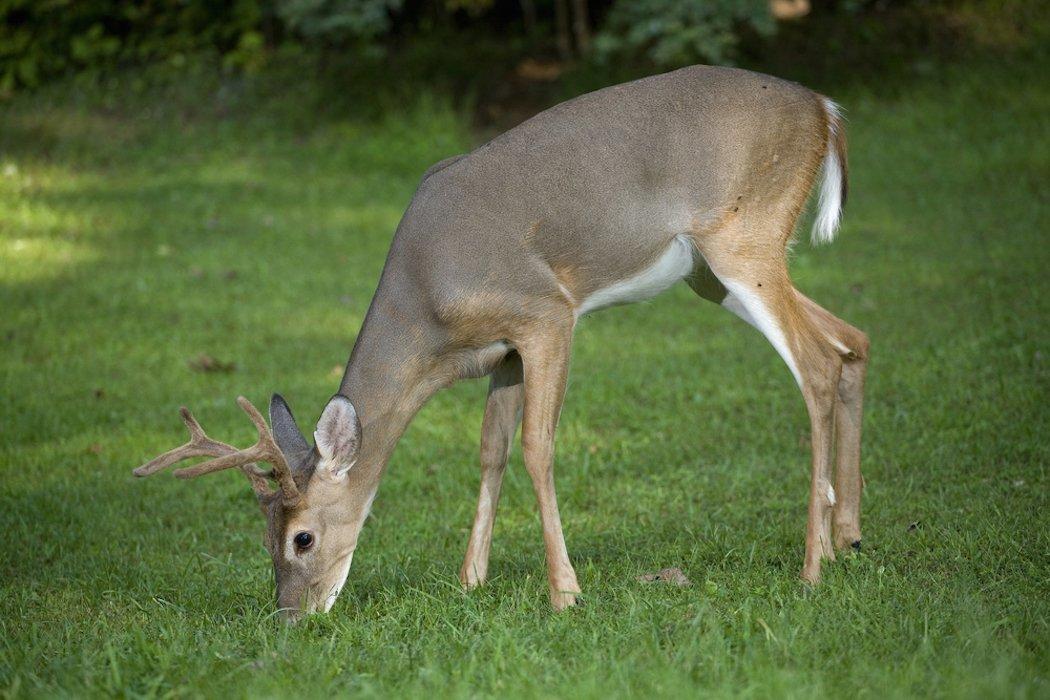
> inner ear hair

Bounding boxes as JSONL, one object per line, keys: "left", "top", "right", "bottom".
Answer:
{"left": 314, "top": 394, "right": 361, "bottom": 471}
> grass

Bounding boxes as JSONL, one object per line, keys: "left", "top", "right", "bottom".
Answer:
{"left": 1, "top": 48, "right": 1048, "bottom": 698}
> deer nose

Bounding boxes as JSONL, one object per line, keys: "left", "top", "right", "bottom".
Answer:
{"left": 278, "top": 606, "right": 304, "bottom": 624}
{"left": 276, "top": 583, "right": 312, "bottom": 623}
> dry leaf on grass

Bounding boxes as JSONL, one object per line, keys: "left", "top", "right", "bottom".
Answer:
{"left": 188, "top": 353, "right": 236, "bottom": 373}
{"left": 638, "top": 567, "right": 691, "bottom": 586}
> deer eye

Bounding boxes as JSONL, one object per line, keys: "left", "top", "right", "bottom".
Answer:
{"left": 293, "top": 532, "right": 313, "bottom": 550}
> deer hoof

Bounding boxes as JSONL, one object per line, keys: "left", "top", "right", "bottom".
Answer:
{"left": 800, "top": 565, "right": 822, "bottom": 586}
{"left": 458, "top": 568, "right": 484, "bottom": 590}
{"left": 833, "top": 527, "right": 862, "bottom": 551}
{"left": 550, "top": 590, "right": 580, "bottom": 610}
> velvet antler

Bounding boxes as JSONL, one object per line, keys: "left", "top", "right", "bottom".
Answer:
{"left": 133, "top": 396, "right": 302, "bottom": 507}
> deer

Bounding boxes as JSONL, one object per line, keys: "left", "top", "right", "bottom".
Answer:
{"left": 134, "top": 65, "right": 868, "bottom": 621}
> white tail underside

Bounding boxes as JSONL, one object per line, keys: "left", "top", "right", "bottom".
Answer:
{"left": 812, "top": 98, "right": 845, "bottom": 245}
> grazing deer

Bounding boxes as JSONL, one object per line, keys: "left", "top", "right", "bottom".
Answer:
{"left": 135, "top": 65, "right": 868, "bottom": 620}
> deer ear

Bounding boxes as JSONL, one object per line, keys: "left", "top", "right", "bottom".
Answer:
{"left": 314, "top": 395, "right": 361, "bottom": 478}
{"left": 269, "top": 394, "right": 310, "bottom": 457}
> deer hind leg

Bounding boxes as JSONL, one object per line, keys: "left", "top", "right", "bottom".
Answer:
{"left": 515, "top": 316, "right": 581, "bottom": 610}
{"left": 691, "top": 233, "right": 843, "bottom": 584}
{"left": 460, "top": 352, "right": 524, "bottom": 589}
{"left": 796, "top": 293, "right": 869, "bottom": 551}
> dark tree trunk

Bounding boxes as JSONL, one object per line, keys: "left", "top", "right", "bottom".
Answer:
{"left": 554, "top": 0, "right": 572, "bottom": 60}
{"left": 520, "top": 0, "right": 537, "bottom": 36}
{"left": 570, "top": 0, "right": 590, "bottom": 54}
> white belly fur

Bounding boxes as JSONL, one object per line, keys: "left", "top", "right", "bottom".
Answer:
{"left": 576, "top": 235, "right": 695, "bottom": 316}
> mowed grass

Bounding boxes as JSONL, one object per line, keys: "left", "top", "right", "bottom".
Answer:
{"left": 1, "top": 51, "right": 1047, "bottom": 698}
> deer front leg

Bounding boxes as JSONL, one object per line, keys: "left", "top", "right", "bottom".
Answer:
{"left": 518, "top": 325, "right": 580, "bottom": 610}
{"left": 460, "top": 353, "right": 524, "bottom": 588}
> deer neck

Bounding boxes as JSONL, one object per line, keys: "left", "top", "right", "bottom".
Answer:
{"left": 336, "top": 283, "right": 446, "bottom": 486}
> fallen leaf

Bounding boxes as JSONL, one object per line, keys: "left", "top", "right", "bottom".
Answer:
{"left": 188, "top": 353, "right": 236, "bottom": 373}
{"left": 638, "top": 567, "right": 691, "bottom": 586}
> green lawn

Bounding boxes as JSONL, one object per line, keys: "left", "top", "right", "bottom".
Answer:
{"left": 1, "top": 51, "right": 1047, "bottom": 698}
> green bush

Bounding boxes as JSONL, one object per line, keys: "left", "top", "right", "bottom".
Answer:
{"left": 276, "top": 0, "right": 403, "bottom": 43}
{"left": 594, "top": 0, "right": 774, "bottom": 67}
{"left": 0, "top": 0, "right": 265, "bottom": 93}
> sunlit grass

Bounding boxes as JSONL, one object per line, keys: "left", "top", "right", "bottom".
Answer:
{"left": 0, "top": 52, "right": 1047, "bottom": 698}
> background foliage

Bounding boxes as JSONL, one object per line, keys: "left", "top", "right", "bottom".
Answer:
{"left": 277, "top": 0, "right": 404, "bottom": 44}
{"left": 0, "top": 0, "right": 266, "bottom": 91}
{"left": 594, "top": 0, "right": 773, "bottom": 67}
{"left": 5, "top": 1, "right": 1045, "bottom": 97}
{"left": 8, "top": 0, "right": 1026, "bottom": 94}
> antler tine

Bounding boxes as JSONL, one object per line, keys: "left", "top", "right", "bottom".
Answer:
{"left": 236, "top": 396, "right": 270, "bottom": 439}
{"left": 171, "top": 396, "right": 302, "bottom": 507}
{"left": 236, "top": 396, "right": 302, "bottom": 506}
{"left": 133, "top": 405, "right": 278, "bottom": 500}
{"left": 133, "top": 407, "right": 236, "bottom": 477}
{"left": 178, "top": 406, "right": 206, "bottom": 441}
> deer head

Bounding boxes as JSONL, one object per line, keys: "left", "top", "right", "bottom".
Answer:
{"left": 134, "top": 394, "right": 366, "bottom": 622}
